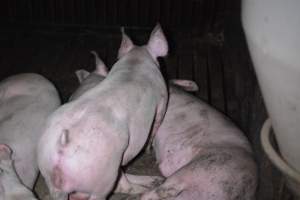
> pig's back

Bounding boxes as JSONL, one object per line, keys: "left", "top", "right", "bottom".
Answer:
{"left": 80, "top": 57, "right": 167, "bottom": 164}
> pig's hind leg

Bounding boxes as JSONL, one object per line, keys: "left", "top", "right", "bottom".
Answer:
{"left": 124, "top": 173, "right": 164, "bottom": 188}
{"left": 139, "top": 177, "right": 186, "bottom": 200}
{"left": 115, "top": 172, "right": 163, "bottom": 195}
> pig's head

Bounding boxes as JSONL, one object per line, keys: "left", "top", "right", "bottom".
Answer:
{"left": 117, "top": 24, "right": 168, "bottom": 65}
{"left": 75, "top": 51, "right": 108, "bottom": 83}
{"left": 70, "top": 51, "right": 109, "bottom": 101}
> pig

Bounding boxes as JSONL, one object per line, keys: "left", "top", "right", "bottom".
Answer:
{"left": 136, "top": 83, "right": 257, "bottom": 200}
{"left": 76, "top": 53, "right": 257, "bottom": 200}
{"left": 0, "top": 73, "right": 61, "bottom": 190}
{"left": 69, "top": 51, "right": 109, "bottom": 101}
{"left": 37, "top": 24, "right": 169, "bottom": 200}
{"left": 0, "top": 144, "right": 37, "bottom": 200}
{"left": 71, "top": 52, "right": 165, "bottom": 200}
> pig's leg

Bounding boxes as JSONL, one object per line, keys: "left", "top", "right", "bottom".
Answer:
{"left": 140, "top": 177, "right": 185, "bottom": 200}
{"left": 115, "top": 172, "right": 162, "bottom": 194}
{"left": 124, "top": 173, "right": 164, "bottom": 188}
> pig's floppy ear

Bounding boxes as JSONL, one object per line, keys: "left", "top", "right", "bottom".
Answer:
{"left": 75, "top": 70, "right": 90, "bottom": 83}
{"left": 0, "top": 144, "right": 12, "bottom": 161}
{"left": 91, "top": 51, "right": 108, "bottom": 77}
{"left": 169, "top": 79, "right": 199, "bottom": 92}
{"left": 118, "top": 27, "right": 135, "bottom": 59}
{"left": 147, "top": 23, "right": 168, "bottom": 59}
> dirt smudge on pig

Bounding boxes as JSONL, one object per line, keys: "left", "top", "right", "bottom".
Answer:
{"left": 192, "top": 151, "right": 233, "bottom": 171}
{"left": 220, "top": 175, "right": 255, "bottom": 200}
{"left": 127, "top": 58, "right": 142, "bottom": 66}
{"left": 0, "top": 113, "right": 14, "bottom": 124}
{"left": 155, "top": 186, "right": 182, "bottom": 199}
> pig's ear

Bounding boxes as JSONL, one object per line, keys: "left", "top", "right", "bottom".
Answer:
{"left": 169, "top": 79, "right": 199, "bottom": 92}
{"left": 75, "top": 70, "right": 90, "bottom": 83}
{"left": 91, "top": 51, "right": 108, "bottom": 77}
{"left": 118, "top": 27, "right": 135, "bottom": 59}
{"left": 147, "top": 23, "right": 168, "bottom": 59}
{"left": 0, "top": 144, "right": 12, "bottom": 160}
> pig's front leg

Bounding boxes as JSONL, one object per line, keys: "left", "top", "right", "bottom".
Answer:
{"left": 115, "top": 172, "right": 163, "bottom": 194}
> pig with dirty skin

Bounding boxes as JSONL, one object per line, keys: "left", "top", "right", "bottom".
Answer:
{"left": 37, "top": 24, "right": 169, "bottom": 200}
{"left": 0, "top": 73, "right": 60, "bottom": 199}
{"left": 0, "top": 144, "right": 37, "bottom": 200}
{"left": 139, "top": 82, "right": 257, "bottom": 200}
{"left": 76, "top": 53, "right": 257, "bottom": 200}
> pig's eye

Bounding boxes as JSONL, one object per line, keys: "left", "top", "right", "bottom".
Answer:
{"left": 59, "top": 129, "right": 70, "bottom": 146}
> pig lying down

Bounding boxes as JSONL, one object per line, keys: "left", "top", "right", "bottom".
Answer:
{"left": 76, "top": 53, "right": 257, "bottom": 200}
{"left": 0, "top": 73, "right": 60, "bottom": 190}
{"left": 38, "top": 24, "right": 169, "bottom": 200}
{"left": 138, "top": 83, "right": 257, "bottom": 199}
{"left": 0, "top": 144, "right": 37, "bottom": 200}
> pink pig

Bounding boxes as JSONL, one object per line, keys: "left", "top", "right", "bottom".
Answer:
{"left": 76, "top": 53, "right": 257, "bottom": 200}
{"left": 138, "top": 82, "right": 257, "bottom": 200}
{"left": 37, "top": 24, "right": 169, "bottom": 200}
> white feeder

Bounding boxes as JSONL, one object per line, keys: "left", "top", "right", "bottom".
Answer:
{"left": 242, "top": 0, "right": 300, "bottom": 198}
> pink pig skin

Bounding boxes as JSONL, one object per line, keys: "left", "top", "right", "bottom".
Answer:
{"left": 73, "top": 51, "right": 257, "bottom": 200}
{"left": 0, "top": 73, "right": 60, "bottom": 190}
{"left": 0, "top": 144, "right": 38, "bottom": 200}
{"left": 139, "top": 84, "right": 257, "bottom": 200}
{"left": 37, "top": 24, "right": 169, "bottom": 200}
